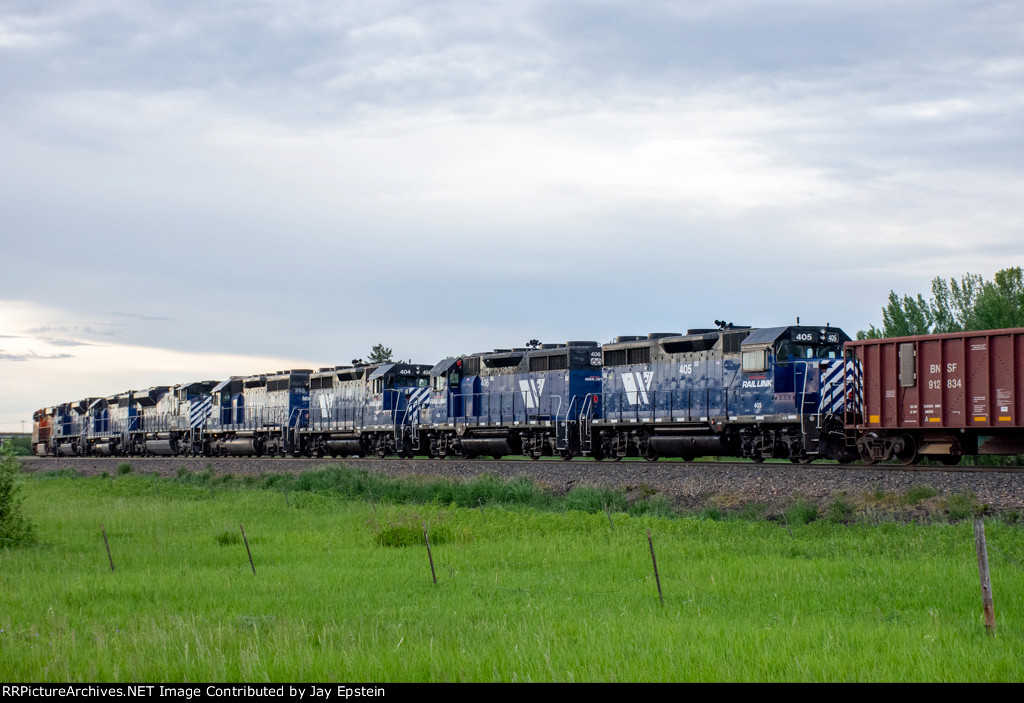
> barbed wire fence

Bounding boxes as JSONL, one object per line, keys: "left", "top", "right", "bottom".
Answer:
{"left": 2, "top": 470, "right": 1022, "bottom": 636}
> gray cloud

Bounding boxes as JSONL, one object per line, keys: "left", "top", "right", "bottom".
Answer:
{"left": 0, "top": 350, "right": 74, "bottom": 362}
{"left": 110, "top": 312, "right": 172, "bottom": 322}
{"left": 0, "top": 0, "right": 1022, "bottom": 384}
{"left": 43, "top": 338, "right": 98, "bottom": 347}
{"left": 27, "top": 325, "right": 121, "bottom": 338}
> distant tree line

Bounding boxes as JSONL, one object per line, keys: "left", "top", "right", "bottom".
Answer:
{"left": 858, "top": 267, "right": 1024, "bottom": 339}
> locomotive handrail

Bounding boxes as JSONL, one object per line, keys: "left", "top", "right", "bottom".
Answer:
{"left": 601, "top": 388, "right": 737, "bottom": 424}
{"left": 308, "top": 401, "right": 367, "bottom": 433}
{"left": 547, "top": 394, "right": 564, "bottom": 426}
{"left": 560, "top": 395, "right": 577, "bottom": 442}
{"left": 578, "top": 393, "right": 594, "bottom": 449}
{"left": 795, "top": 360, "right": 811, "bottom": 439}
{"left": 452, "top": 390, "right": 565, "bottom": 427}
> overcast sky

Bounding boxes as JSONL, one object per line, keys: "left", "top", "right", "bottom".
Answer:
{"left": 2, "top": 0, "right": 1023, "bottom": 429}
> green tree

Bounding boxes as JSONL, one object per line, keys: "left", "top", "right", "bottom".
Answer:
{"left": 970, "top": 267, "right": 1024, "bottom": 330}
{"left": 368, "top": 344, "right": 394, "bottom": 364}
{"left": 858, "top": 267, "right": 1023, "bottom": 338}
{"left": 927, "top": 271, "right": 995, "bottom": 333}
{"left": 0, "top": 441, "right": 35, "bottom": 547}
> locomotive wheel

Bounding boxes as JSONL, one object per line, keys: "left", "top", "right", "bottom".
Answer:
{"left": 750, "top": 453, "right": 765, "bottom": 464}
{"left": 836, "top": 448, "right": 858, "bottom": 464}
{"left": 492, "top": 455, "right": 503, "bottom": 460}
{"left": 645, "top": 455, "right": 658, "bottom": 463}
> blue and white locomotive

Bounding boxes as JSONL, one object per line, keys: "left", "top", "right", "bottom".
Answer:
{"left": 205, "top": 369, "right": 312, "bottom": 456}
{"left": 31, "top": 322, "right": 858, "bottom": 463}
{"left": 593, "top": 324, "right": 855, "bottom": 462}
{"left": 136, "top": 381, "right": 218, "bottom": 456}
{"left": 303, "top": 362, "right": 432, "bottom": 458}
{"left": 418, "top": 341, "right": 603, "bottom": 459}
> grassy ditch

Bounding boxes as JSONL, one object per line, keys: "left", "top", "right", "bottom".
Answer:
{"left": 62, "top": 463, "right": 1014, "bottom": 526}
{"left": 1, "top": 471, "right": 1022, "bottom": 681}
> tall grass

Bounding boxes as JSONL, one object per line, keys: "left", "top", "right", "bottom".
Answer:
{"left": 0, "top": 472, "right": 1022, "bottom": 681}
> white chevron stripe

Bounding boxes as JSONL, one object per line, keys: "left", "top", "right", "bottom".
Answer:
{"left": 818, "top": 359, "right": 864, "bottom": 415}
{"left": 189, "top": 397, "right": 213, "bottom": 428}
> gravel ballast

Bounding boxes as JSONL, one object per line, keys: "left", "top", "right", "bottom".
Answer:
{"left": 20, "top": 455, "right": 1024, "bottom": 515}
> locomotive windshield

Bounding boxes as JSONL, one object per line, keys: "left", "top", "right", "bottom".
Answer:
{"left": 775, "top": 340, "right": 841, "bottom": 361}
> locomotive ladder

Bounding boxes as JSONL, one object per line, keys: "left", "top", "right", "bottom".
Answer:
{"left": 578, "top": 394, "right": 595, "bottom": 453}
{"left": 796, "top": 361, "right": 821, "bottom": 455}
{"left": 555, "top": 395, "right": 595, "bottom": 454}
{"left": 394, "top": 402, "right": 421, "bottom": 453}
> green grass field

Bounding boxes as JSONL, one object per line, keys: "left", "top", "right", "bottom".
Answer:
{"left": 1, "top": 469, "right": 1022, "bottom": 682}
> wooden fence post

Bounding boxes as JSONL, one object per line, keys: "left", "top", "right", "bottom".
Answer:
{"left": 423, "top": 524, "right": 437, "bottom": 585}
{"left": 101, "top": 524, "right": 115, "bottom": 572}
{"left": 974, "top": 518, "right": 996, "bottom": 634}
{"left": 240, "top": 524, "right": 256, "bottom": 576}
{"left": 782, "top": 511, "right": 794, "bottom": 539}
{"left": 647, "top": 529, "right": 663, "bottom": 606}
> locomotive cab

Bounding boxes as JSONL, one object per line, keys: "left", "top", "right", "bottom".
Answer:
{"left": 738, "top": 325, "right": 853, "bottom": 461}
{"left": 365, "top": 363, "right": 432, "bottom": 457}
{"left": 302, "top": 362, "right": 431, "bottom": 459}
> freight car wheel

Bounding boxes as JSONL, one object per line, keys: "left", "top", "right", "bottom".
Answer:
{"left": 895, "top": 435, "right": 922, "bottom": 465}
